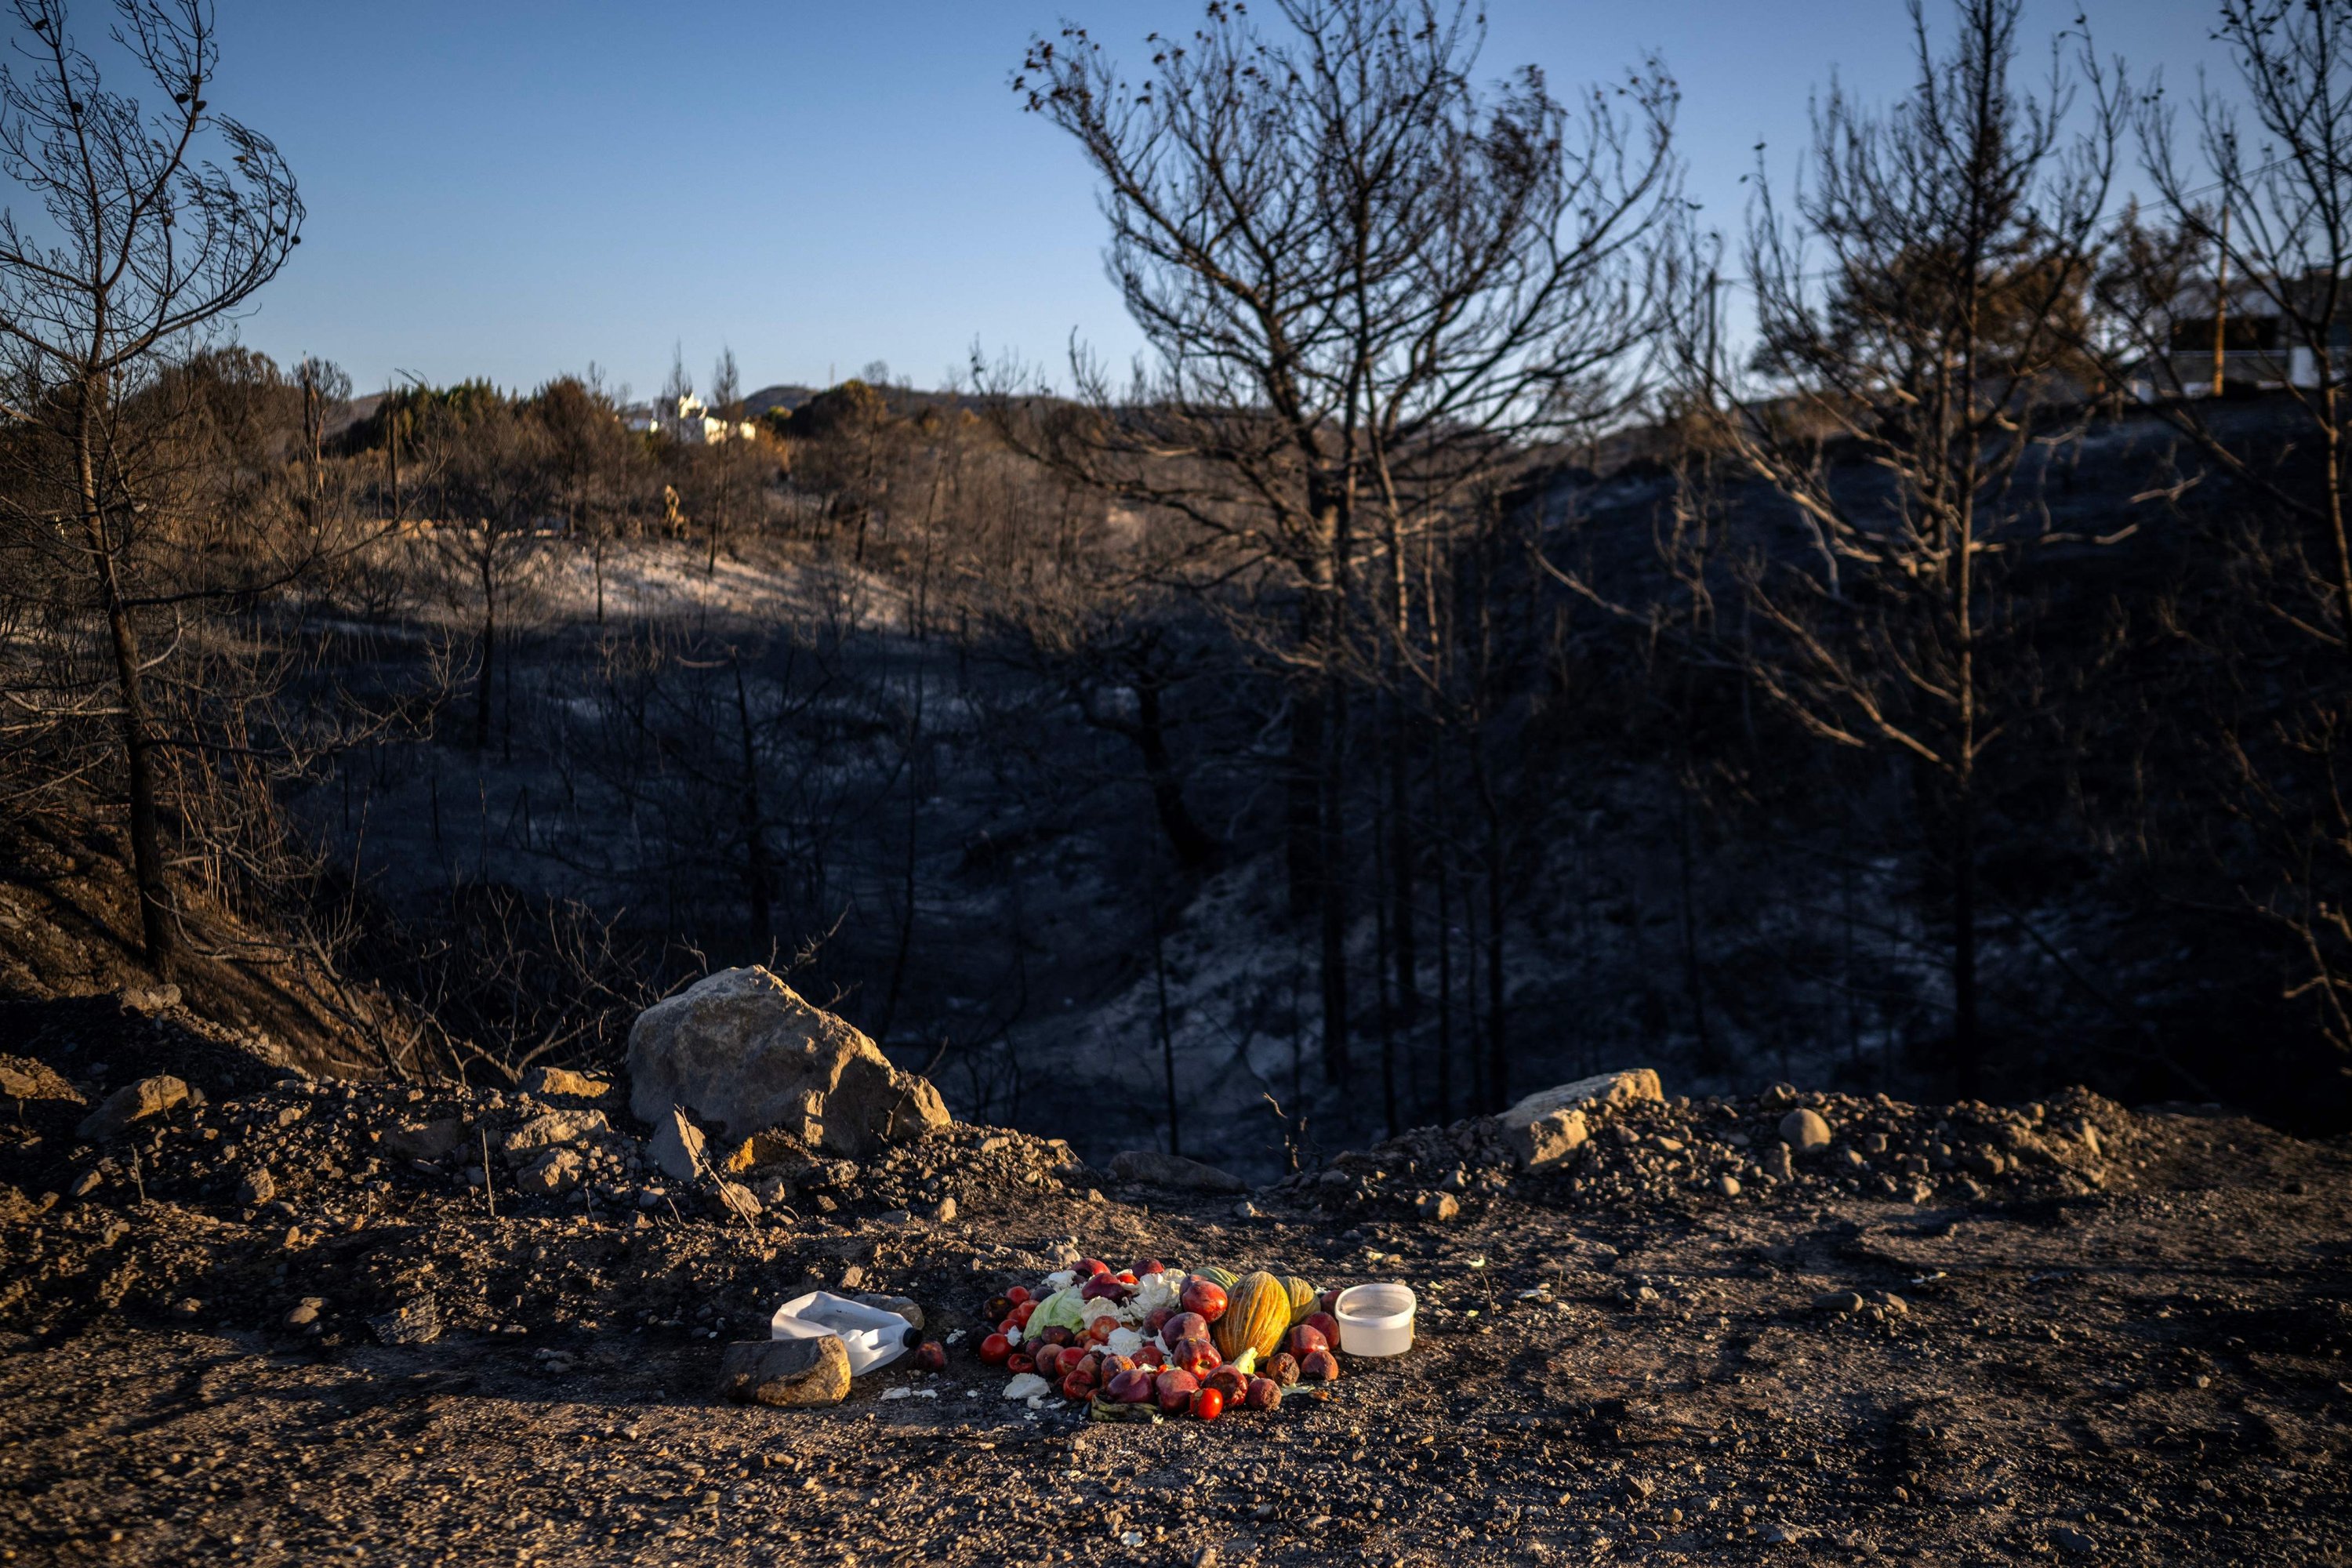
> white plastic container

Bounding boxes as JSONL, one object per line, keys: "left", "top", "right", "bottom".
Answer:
{"left": 1332, "top": 1282, "right": 1417, "bottom": 1358}
{"left": 769, "top": 1291, "right": 920, "bottom": 1376}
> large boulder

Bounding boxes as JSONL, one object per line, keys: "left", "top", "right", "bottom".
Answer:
{"left": 626, "top": 967, "right": 949, "bottom": 1156}
{"left": 1493, "top": 1069, "right": 1661, "bottom": 1170}
{"left": 716, "top": 1334, "right": 851, "bottom": 1408}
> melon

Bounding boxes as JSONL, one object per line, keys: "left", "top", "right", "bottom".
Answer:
{"left": 1214, "top": 1270, "right": 1294, "bottom": 1363}
{"left": 1282, "top": 1276, "right": 1318, "bottom": 1322}
{"left": 1193, "top": 1265, "right": 1240, "bottom": 1291}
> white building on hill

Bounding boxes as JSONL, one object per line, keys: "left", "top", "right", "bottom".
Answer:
{"left": 625, "top": 393, "right": 757, "bottom": 445}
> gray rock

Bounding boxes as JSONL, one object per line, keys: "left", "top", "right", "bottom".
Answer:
{"left": 77, "top": 1075, "right": 187, "bottom": 1141}
{"left": 1715, "top": 1174, "right": 1741, "bottom": 1198}
{"left": 1814, "top": 1290, "right": 1865, "bottom": 1316}
{"left": 370, "top": 1298, "right": 441, "bottom": 1346}
{"left": 626, "top": 967, "right": 950, "bottom": 1156}
{"left": 499, "top": 1109, "right": 608, "bottom": 1162}
{"left": 717, "top": 1335, "right": 853, "bottom": 1407}
{"left": 1760, "top": 1082, "right": 1798, "bottom": 1111}
{"left": 1779, "top": 1108, "right": 1832, "bottom": 1152}
{"left": 383, "top": 1117, "right": 470, "bottom": 1163}
{"left": 650, "top": 1105, "right": 707, "bottom": 1181}
{"left": 284, "top": 1297, "right": 325, "bottom": 1327}
{"left": 715, "top": 1180, "right": 762, "bottom": 1220}
{"left": 519, "top": 1147, "right": 585, "bottom": 1196}
{"left": 1494, "top": 1070, "right": 1661, "bottom": 1168}
{"left": 1107, "top": 1149, "right": 1248, "bottom": 1192}
{"left": 522, "top": 1067, "right": 611, "bottom": 1098}
{"left": 1498, "top": 1069, "right": 1662, "bottom": 1128}
{"left": 2048, "top": 1526, "right": 2096, "bottom": 1555}
{"left": 115, "top": 982, "right": 181, "bottom": 1014}
{"left": 236, "top": 1168, "right": 276, "bottom": 1207}
{"left": 1417, "top": 1191, "right": 1462, "bottom": 1222}
{"left": 928, "top": 1196, "right": 957, "bottom": 1224}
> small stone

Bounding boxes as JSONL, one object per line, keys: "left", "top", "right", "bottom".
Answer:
{"left": 499, "top": 1109, "right": 609, "bottom": 1162}
{"left": 370, "top": 1299, "right": 442, "bottom": 1346}
{"left": 1418, "top": 1191, "right": 1462, "bottom": 1222}
{"left": 716, "top": 1180, "right": 761, "bottom": 1219}
{"left": 717, "top": 1334, "right": 851, "bottom": 1407}
{"left": 1716, "top": 1174, "right": 1741, "bottom": 1198}
{"left": 1232, "top": 1200, "right": 1262, "bottom": 1220}
{"left": 2079, "top": 1123, "right": 2103, "bottom": 1156}
{"left": 1759, "top": 1522, "right": 1803, "bottom": 1545}
{"left": 236, "top": 1168, "right": 276, "bottom": 1207}
{"left": 68, "top": 1168, "right": 104, "bottom": 1200}
{"left": 285, "top": 1298, "right": 325, "bottom": 1327}
{"left": 1760, "top": 1082, "right": 1798, "bottom": 1112}
{"left": 76, "top": 1075, "right": 187, "bottom": 1141}
{"left": 521, "top": 1067, "right": 610, "bottom": 1098}
{"left": 928, "top": 1196, "right": 957, "bottom": 1223}
{"left": 519, "top": 1148, "right": 585, "bottom": 1196}
{"left": 1814, "top": 1290, "right": 1864, "bottom": 1316}
{"left": 649, "top": 1106, "right": 707, "bottom": 1182}
{"left": 2048, "top": 1525, "right": 2096, "bottom": 1555}
{"left": 0, "top": 1056, "right": 83, "bottom": 1105}
{"left": 1779, "top": 1109, "right": 1831, "bottom": 1152}
{"left": 1760, "top": 1145, "right": 1793, "bottom": 1181}
{"left": 1876, "top": 1292, "right": 1909, "bottom": 1316}
{"left": 839, "top": 1264, "right": 866, "bottom": 1290}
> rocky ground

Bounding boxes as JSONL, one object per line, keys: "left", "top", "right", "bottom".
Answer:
{"left": 1, "top": 995, "right": 2348, "bottom": 1566}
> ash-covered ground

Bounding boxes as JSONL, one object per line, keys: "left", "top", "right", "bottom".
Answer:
{"left": 0, "top": 996, "right": 2347, "bottom": 1566}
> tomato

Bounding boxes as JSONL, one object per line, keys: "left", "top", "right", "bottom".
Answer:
{"left": 979, "top": 1333, "right": 1011, "bottom": 1366}
{"left": 1010, "top": 1301, "right": 1038, "bottom": 1327}
{"left": 1007, "top": 1286, "right": 1030, "bottom": 1305}
{"left": 1191, "top": 1387, "right": 1224, "bottom": 1421}
{"left": 1007, "top": 1352, "right": 1035, "bottom": 1374}
{"left": 1087, "top": 1319, "right": 1115, "bottom": 1344}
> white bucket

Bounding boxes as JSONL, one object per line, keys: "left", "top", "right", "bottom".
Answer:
{"left": 1333, "top": 1282, "right": 1417, "bottom": 1358}
{"left": 770, "top": 1291, "right": 920, "bottom": 1376}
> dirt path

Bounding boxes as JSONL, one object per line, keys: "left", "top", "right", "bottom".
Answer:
{"left": 2, "top": 1105, "right": 2346, "bottom": 1567}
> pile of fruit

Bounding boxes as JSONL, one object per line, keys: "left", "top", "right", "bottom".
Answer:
{"left": 975, "top": 1258, "right": 1345, "bottom": 1421}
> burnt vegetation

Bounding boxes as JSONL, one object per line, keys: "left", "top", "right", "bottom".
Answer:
{"left": 3, "top": 0, "right": 2352, "bottom": 1172}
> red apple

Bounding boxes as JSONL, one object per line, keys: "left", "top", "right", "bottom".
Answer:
{"left": 1245, "top": 1376, "right": 1281, "bottom": 1410}
{"left": 1035, "top": 1325, "right": 1073, "bottom": 1348}
{"left": 1179, "top": 1279, "right": 1229, "bottom": 1322}
{"left": 979, "top": 1334, "right": 1011, "bottom": 1366}
{"left": 1153, "top": 1368, "right": 1198, "bottom": 1414}
{"left": 1191, "top": 1386, "right": 1225, "bottom": 1421}
{"left": 1170, "top": 1337, "right": 1221, "bottom": 1375}
{"left": 1080, "top": 1274, "right": 1132, "bottom": 1304}
{"left": 1033, "top": 1345, "right": 1067, "bottom": 1377}
{"left": 1144, "top": 1307, "right": 1174, "bottom": 1338}
{"left": 1098, "top": 1353, "right": 1134, "bottom": 1381}
{"left": 1266, "top": 1352, "right": 1301, "bottom": 1387}
{"left": 1163, "top": 1311, "right": 1207, "bottom": 1343}
{"left": 914, "top": 1341, "right": 947, "bottom": 1372}
{"left": 1205, "top": 1365, "right": 1249, "bottom": 1400}
{"left": 1285, "top": 1324, "right": 1330, "bottom": 1359}
{"left": 1136, "top": 1258, "right": 1166, "bottom": 1275}
{"left": 1301, "top": 1311, "right": 1341, "bottom": 1349}
{"left": 1109, "top": 1367, "right": 1156, "bottom": 1404}
{"left": 1076, "top": 1258, "right": 1109, "bottom": 1278}
{"left": 1300, "top": 1348, "right": 1340, "bottom": 1382}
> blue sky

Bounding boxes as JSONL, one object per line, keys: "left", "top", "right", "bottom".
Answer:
{"left": 172, "top": 0, "right": 2228, "bottom": 400}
